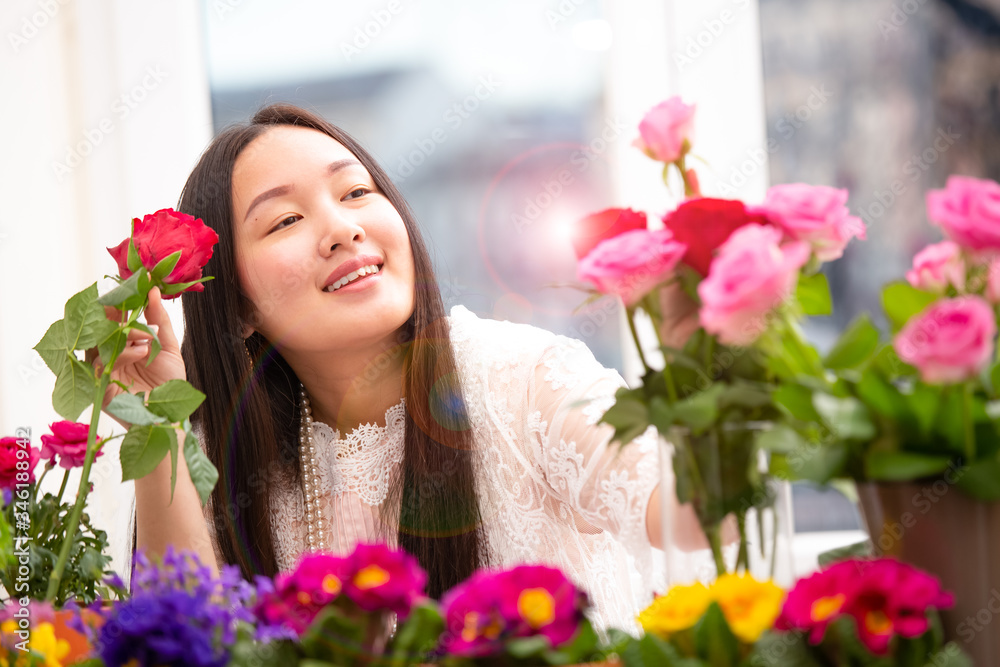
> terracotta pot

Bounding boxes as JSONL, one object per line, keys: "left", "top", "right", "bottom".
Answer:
{"left": 857, "top": 480, "right": 1000, "bottom": 664}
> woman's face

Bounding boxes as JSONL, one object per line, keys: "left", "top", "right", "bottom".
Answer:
{"left": 231, "top": 125, "right": 416, "bottom": 355}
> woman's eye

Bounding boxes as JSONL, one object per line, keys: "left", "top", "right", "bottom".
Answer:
{"left": 345, "top": 187, "right": 370, "bottom": 200}
{"left": 271, "top": 215, "right": 299, "bottom": 232}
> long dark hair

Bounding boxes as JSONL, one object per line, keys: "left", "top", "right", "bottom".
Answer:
{"left": 173, "top": 103, "right": 487, "bottom": 597}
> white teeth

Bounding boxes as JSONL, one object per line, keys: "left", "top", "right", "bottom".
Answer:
{"left": 324, "top": 264, "right": 381, "bottom": 292}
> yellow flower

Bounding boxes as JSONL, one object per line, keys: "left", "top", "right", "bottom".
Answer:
{"left": 0, "top": 622, "right": 70, "bottom": 667}
{"left": 709, "top": 574, "right": 784, "bottom": 643}
{"left": 637, "top": 582, "right": 712, "bottom": 637}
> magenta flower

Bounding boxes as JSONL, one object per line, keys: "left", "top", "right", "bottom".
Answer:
{"left": 254, "top": 553, "right": 351, "bottom": 636}
{"left": 893, "top": 296, "right": 996, "bottom": 384}
{"left": 342, "top": 543, "right": 427, "bottom": 619}
{"left": 40, "top": 421, "right": 103, "bottom": 470}
{"left": 440, "top": 571, "right": 507, "bottom": 657}
{"left": 775, "top": 559, "right": 856, "bottom": 644}
{"left": 926, "top": 175, "right": 1000, "bottom": 252}
{"left": 577, "top": 228, "right": 687, "bottom": 307}
{"left": 632, "top": 97, "right": 696, "bottom": 164}
{"left": 495, "top": 565, "right": 587, "bottom": 648}
{"left": 0, "top": 436, "right": 40, "bottom": 491}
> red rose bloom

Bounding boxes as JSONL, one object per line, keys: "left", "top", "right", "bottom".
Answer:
{"left": 0, "top": 436, "right": 40, "bottom": 491}
{"left": 107, "top": 208, "right": 219, "bottom": 299}
{"left": 661, "top": 198, "right": 771, "bottom": 276}
{"left": 572, "top": 208, "right": 648, "bottom": 260}
{"left": 40, "top": 421, "right": 103, "bottom": 470}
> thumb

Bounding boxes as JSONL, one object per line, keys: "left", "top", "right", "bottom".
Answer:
{"left": 144, "top": 286, "right": 181, "bottom": 354}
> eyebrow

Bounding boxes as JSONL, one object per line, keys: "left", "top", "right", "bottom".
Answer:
{"left": 242, "top": 159, "right": 365, "bottom": 223}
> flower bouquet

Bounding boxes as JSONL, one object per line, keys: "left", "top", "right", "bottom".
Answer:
{"left": 570, "top": 96, "right": 865, "bottom": 577}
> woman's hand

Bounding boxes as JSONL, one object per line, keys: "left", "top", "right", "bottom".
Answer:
{"left": 657, "top": 280, "right": 701, "bottom": 350}
{"left": 85, "top": 287, "right": 186, "bottom": 428}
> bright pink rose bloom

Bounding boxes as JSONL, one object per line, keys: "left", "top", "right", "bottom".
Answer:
{"left": 761, "top": 183, "right": 866, "bottom": 262}
{"left": 495, "top": 565, "right": 586, "bottom": 648}
{"left": 440, "top": 570, "right": 507, "bottom": 657}
{"left": 697, "top": 224, "right": 811, "bottom": 346}
{"left": 775, "top": 559, "right": 856, "bottom": 644}
{"left": 905, "top": 241, "right": 966, "bottom": 293}
{"left": 107, "top": 208, "right": 219, "bottom": 299}
{"left": 662, "top": 198, "right": 771, "bottom": 277}
{"left": 254, "top": 552, "right": 351, "bottom": 636}
{"left": 571, "top": 208, "right": 648, "bottom": 261}
{"left": 0, "top": 436, "right": 40, "bottom": 491}
{"left": 926, "top": 176, "right": 1000, "bottom": 251}
{"left": 893, "top": 296, "right": 996, "bottom": 384}
{"left": 632, "top": 97, "right": 696, "bottom": 163}
{"left": 342, "top": 543, "right": 427, "bottom": 619}
{"left": 40, "top": 421, "right": 103, "bottom": 470}
{"left": 577, "top": 229, "right": 687, "bottom": 307}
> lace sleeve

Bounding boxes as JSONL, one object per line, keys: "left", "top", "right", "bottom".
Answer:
{"left": 527, "top": 334, "right": 661, "bottom": 558}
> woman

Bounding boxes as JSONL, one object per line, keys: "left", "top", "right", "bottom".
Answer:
{"left": 110, "top": 104, "right": 707, "bottom": 634}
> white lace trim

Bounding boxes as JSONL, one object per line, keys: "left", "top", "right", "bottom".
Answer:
{"left": 310, "top": 399, "right": 407, "bottom": 506}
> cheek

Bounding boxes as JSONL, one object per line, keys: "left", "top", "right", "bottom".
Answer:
{"left": 240, "top": 246, "right": 316, "bottom": 314}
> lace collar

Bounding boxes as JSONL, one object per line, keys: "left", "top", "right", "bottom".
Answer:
{"left": 308, "top": 398, "right": 407, "bottom": 506}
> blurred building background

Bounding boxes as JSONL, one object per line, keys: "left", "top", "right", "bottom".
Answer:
{"left": 3, "top": 0, "right": 998, "bottom": 581}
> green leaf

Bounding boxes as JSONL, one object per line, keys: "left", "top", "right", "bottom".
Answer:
{"left": 756, "top": 423, "right": 809, "bottom": 455}
{"left": 855, "top": 368, "right": 911, "bottom": 421}
{"left": 53, "top": 357, "right": 97, "bottom": 421}
{"left": 97, "top": 268, "right": 140, "bottom": 307}
{"left": 506, "top": 636, "right": 551, "bottom": 659}
{"left": 120, "top": 424, "right": 172, "bottom": 481}
{"left": 865, "top": 451, "right": 952, "bottom": 481}
{"left": 130, "top": 321, "right": 162, "bottom": 366}
{"left": 387, "top": 601, "right": 444, "bottom": 665}
{"left": 97, "top": 325, "right": 128, "bottom": 368}
{"left": 126, "top": 236, "right": 141, "bottom": 273}
{"left": 554, "top": 619, "right": 600, "bottom": 663}
{"left": 693, "top": 601, "right": 739, "bottom": 664}
{"left": 299, "top": 605, "right": 363, "bottom": 662}
{"left": 824, "top": 314, "right": 880, "bottom": 370}
{"left": 773, "top": 384, "right": 822, "bottom": 422}
{"left": 751, "top": 630, "right": 825, "bottom": 666}
{"left": 106, "top": 393, "right": 165, "bottom": 426}
{"left": 817, "top": 540, "right": 873, "bottom": 568}
{"left": 599, "top": 389, "right": 651, "bottom": 447}
{"left": 62, "top": 283, "right": 110, "bottom": 352}
{"left": 796, "top": 272, "right": 832, "bottom": 316}
{"left": 955, "top": 455, "right": 1000, "bottom": 501}
{"left": 671, "top": 384, "right": 724, "bottom": 434}
{"left": 882, "top": 281, "right": 938, "bottom": 332}
{"left": 147, "top": 380, "right": 206, "bottom": 422}
{"left": 813, "top": 393, "right": 876, "bottom": 440}
{"left": 151, "top": 250, "right": 181, "bottom": 282}
{"left": 771, "top": 442, "right": 850, "bottom": 484}
{"left": 619, "top": 632, "right": 691, "bottom": 667}
{"left": 34, "top": 320, "right": 71, "bottom": 376}
{"left": 160, "top": 275, "right": 213, "bottom": 296}
{"left": 183, "top": 426, "right": 218, "bottom": 507}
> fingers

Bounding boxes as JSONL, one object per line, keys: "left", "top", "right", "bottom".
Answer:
{"left": 144, "top": 287, "right": 181, "bottom": 353}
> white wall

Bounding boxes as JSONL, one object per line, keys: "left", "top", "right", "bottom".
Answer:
{"left": 0, "top": 0, "right": 213, "bottom": 577}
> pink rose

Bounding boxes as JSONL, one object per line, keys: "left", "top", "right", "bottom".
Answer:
{"left": 632, "top": 97, "right": 696, "bottom": 163}
{"left": 40, "top": 421, "right": 103, "bottom": 470}
{"left": 926, "top": 176, "right": 1000, "bottom": 251}
{"left": 698, "top": 224, "right": 811, "bottom": 346}
{"left": 760, "top": 184, "right": 866, "bottom": 262}
{"left": 107, "top": 208, "right": 220, "bottom": 299}
{"left": 905, "top": 241, "right": 966, "bottom": 293}
{"left": 894, "top": 296, "right": 996, "bottom": 384}
{"left": 0, "top": 436, "right": 40, "bottom": 491}
{"left": 577, "top": 229, "right": 687, "bottom": 307}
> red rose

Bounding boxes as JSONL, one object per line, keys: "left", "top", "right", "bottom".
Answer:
{"left": 107, "top": 208, "right": 219, "bottom": 299}
{"left": 661, "top": 198, "right": 771, "bottom": 276}
{"left": 40, "top": 421, "right": 103, "bottom": 470}
{"left": 572, "top": 208, "right": 648, "bottom": 260}
{"left": 0, "top": 436, "right": 40, "bottom": 491}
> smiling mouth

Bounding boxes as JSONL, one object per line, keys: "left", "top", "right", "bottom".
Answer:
{"left": 323, "top": 263, "right": 383, "bottom": 292}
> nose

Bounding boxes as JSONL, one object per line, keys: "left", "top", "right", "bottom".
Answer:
{"left": 318, "top": 210, "right": 366, "bottom": 255}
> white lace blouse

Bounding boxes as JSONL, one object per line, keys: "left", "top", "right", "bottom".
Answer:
{"left": 214, "top": 305, "right": 664, "bottom": 634}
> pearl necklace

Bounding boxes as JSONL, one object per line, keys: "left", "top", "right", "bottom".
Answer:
{"left": 298, "top": 384, "right": 328, "bottom": 552}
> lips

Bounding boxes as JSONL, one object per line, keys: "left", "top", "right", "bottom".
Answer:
{"left": 323, "top": 254, "right": 384, "bottom": 291}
